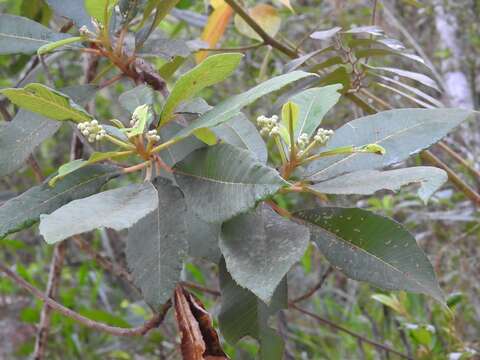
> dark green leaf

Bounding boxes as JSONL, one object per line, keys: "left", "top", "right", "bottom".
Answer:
{"left": 175, "top": 143, "right": 287, "bottom": 223}
{"left": 118, "top": 85, "right": 155, "bottom": 113}
{"left": 186, "top": 210, "right": 221, "bottom": 263}
{"left": 220, "top": 205, "right": 309, "bottom": 303}
{"left": 219, "top": 260, "right": 287, "bottom": 360}
{"left": 127, "top": 178, "right": 188, "bottom": 309}
{"left": 40, "top": 183, "right": 158, "bottom": 244}
{"left": 294, "top": 207, "right": 444, "bottom": 302}
{"left": 212, "top": 113, "right": 267, "bottom": 163}
{"left": 0, "top": 14, "right": 70, "bottom": 55}
{"left": 306, "top": 108, "right": 473, "bottom": 181}
{"left": 0, "top": 165, "right": 118, "bottom": 239}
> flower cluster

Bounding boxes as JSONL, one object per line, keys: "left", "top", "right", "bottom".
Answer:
{"left": 256, "top": 115, "right": 280, "bottom": 137}
{"left": 146, "top": 129, "right": 160, "bottom": 143}
{"left": 77, "top": 120, "right": 106, "bottom": 143}
{"left": 296, "top": 133, "right": 310, "bottom": 149}
{"left": 313, "top": 128, "right": 334, "bottom": 145}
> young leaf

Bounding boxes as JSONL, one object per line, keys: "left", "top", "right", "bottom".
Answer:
{"left": 288, "top": 84, "right": 342, "bottom": 138}
{"left": 0, "top": 83, "right": 93, "bottom": 123}
{"left": 0, "top": 85, "right": 97, "bottom": 177}
{"left": 172, "top": 71, "right": 315, "bottom": 141}
{"left": 294, "top": 207, "right": 444, "bottom": 302}
{"left": 37, "top": 36, "right": 83, "bottom": 55}
{"left": 281, "top": 101, "right": 299, "bottom": 145}
{"left": 127, "top": 178, "right": 188, "bottom": 309}
{"left": 310, "top": 166, "right": 447, "bottom": 203}
{"left": 0, "top": 165, "right": 118, "bottom": 239}
{"left": 160, "top": 53, "right": 243, "bottom": 125}
{"left": 175, "top": 143, "right": 287, "bottom": 223}
{"left": 220, "top": 205, "right": 309, "bottom": 303}
{"left": 85, "top": 0, "right": 118, "bottom": 23}
{"left": 306, "top": 108, "right": 473, "bottom": 181}
{"left": 45, "top": 0, "right": 93, "bottom": 30}
{"left": 0, "top": 14, "right": 70, "bottom": 55}
{"left": 219, "top": 260, "right": 287, "bottom": 360}
{"left": 40, "top": 183, "right": 158, "bottom": 244}
{"left": 212, "top": 113, "right": 268, "bottom": 163}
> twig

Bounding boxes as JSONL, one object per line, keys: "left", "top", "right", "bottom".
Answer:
{"left": 421, "top": 151, "right": 480, "bottom": 204}
{"left": 0, "top": 263, "right": 170, "bottom": 337}
{"left": 33, "top": 243, "right": 66, "bottom": 360}
{"left": 290, "top": 266, "right": 333, "bottom": 304}
{"left": 290, "top": 304, "right": 413, "bottom": 360}
{"left": 197, "top": 42, "right": 265, "bottom": 53}
{"left": 223, "top": 0, "right": 297, "bottom": 58}
{"left": 180, "top": 281, "right": 221, "bottom": 297}
{"left": 72, "top": 235, "right": 139, "bottom": 294}
{"left": 437, "top": 141, "right": 480, "bottom": 181}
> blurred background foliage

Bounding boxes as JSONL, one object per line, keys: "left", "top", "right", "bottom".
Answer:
{"left": 0, "top": 0, "right": 479, "bottom": 359}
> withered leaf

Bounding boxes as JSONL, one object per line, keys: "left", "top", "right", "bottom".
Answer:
{"left": 174, "top": 286, "right": 228, "bottom": 360}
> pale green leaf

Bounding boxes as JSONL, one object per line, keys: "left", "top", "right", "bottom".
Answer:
{"left": 0, "top": 83, "right": 93, "bottom": 123}
{"left": 160, "top": 53, "right": 243, "bottom": 125}
{"left": 127, "top": 178, "right": 188, "bottom": 309}
{"left": 289, "top": 84, "right": 342, "bottom": 138}
{"left": 0, "top": 165, "right": 118, "bottom": 239}
{"left": 212, "top": 113, "right": 268, "bottom": 163}
{"left": 118, "top": 85, "right": 155, "bottom": 113}
{"left": 306, "top": 108, "right": 473, "bottom": 181}
{"left": 46, "top": 0, "right": 93, "bottom": 29}
{"left": 0, "top": 85, "right": 97, "bottom": 177}
{"left": 175, "top": 143, "right": 287, "bottom": 223}
{"left": 85, "top": 0, "right": 118, "bottom": 22}
{"left": 0, "top": 14, "right": 70, "bottom": 55}
{"left": 40, "top": 183, "right": 158, "bottom": 244}
{"left": 311, "top": 167, "right": 447, "bottom": 203}
{"left": 220, "top": 205, "right": 309, "bottom": 303}
{"left": 172, "top": 71, "right": 315, "bottom": 141}
{"left": 37, "top": 36, "right": 83, "bottom": 55}
{"left": 294, "top": 207, "right": 444, "bottom": 302}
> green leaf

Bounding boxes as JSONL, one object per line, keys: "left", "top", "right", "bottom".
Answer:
{"left": 365, "top": 65, "right": 440, "bottom": 91}
{"left": 0, "top": 83, "right": 93, "bottom": 123}
{"left": 0, "top": 14, "right": 70, "bottom": 55}
{"left": 294, "top": 207, "right": 444, "bottom": 302}
{"left": 39, "top": 183, "right": 158, "bottom": 244}
{"left": 118, "top": 85, "right": 155, "bottom": 113}
{"left": 219, "top": 260, "right": 287, "bottom": 360}
{"left": 37, "top": 36, "right": 83, "bottom": 55}
{"left": 310, "top": 27, "right": 342, "bottom": 40}
{"left": 127, "top": 178, "right": 188, "bottom": 309}
{"left": 288, "top": 84, "right": 342, "bottom": 138}
{"left": 0, "top": 85, "right": 97, "bottom": 177}
{"left": 45, "top": 0, "right": 93, "bottom": 30}
{"left": 212, "top": 113, "right": 268, "bottom": 163}
{"left": 193, "top": 127, "right": 217, "bottom": 145}
{"left": 310, "top": 166, "right": 447, "bottom": 203}
{"left": 306, "top": 108, "right": 473, "bottom": 181}
{"left": 281, "top": 101, "right": 299, "bottom": 144}
{"left": 0, "top": 165, "right": 118, "bottom": 239}
{"left": 158, "top": 123, "right": 204, "bottom": 167}
{"left": 160, "top": 53, "right": 243, "bottom": 125}
{"left": 186, "top": 211, "right": 221, "bottom": 264}
{"left": 85, "top": 0, "right": 118, "bottom": 22}
{"left": 220, "top": 205, "right": 309, "bottom": 303}
{"left": 172, "top": 71, "right": 316, "bottom": 141}
{"left": 126, "top": 105, "right": 153, "bottom": 138}
{"left": 48, "top": 151, "right": 131, "bottom": 186}
{"left": 175, "top": 143, "right": 287, "bottom": 223}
